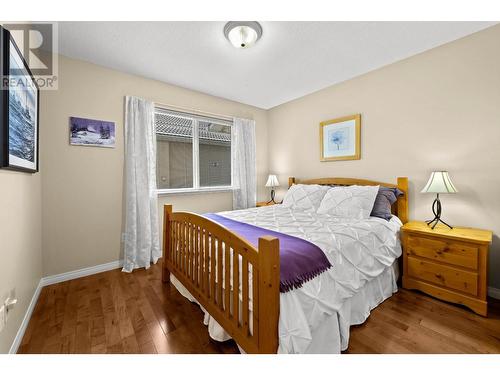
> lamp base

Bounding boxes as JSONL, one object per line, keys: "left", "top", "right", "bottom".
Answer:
{"left": 426, "top": 194, "right": 453, "bottom": 230}
{"left": 267, "top": 189, "right": 277, "bottom": 204}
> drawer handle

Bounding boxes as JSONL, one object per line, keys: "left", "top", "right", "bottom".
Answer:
{"left": 436, "top": 247, "right": 449, "bottom": 255}
{"left": 435, "top": 273, "right": 444, "bottom": 280}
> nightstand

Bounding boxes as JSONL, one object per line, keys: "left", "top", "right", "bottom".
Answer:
{"left": 256, "top": 201, "right": 278, "bottom": 207}
{"left": 401, "top": 221, "right": 492, "bottom": 316}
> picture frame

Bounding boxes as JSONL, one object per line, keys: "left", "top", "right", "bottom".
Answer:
{"left": 0, "top": 26, "right": 40, "bottom": 173}
{"left": 319, "top": 114, "right": 360, "bottom": 162}
{"left": 69, "top": 116, "right": 116, "bottom": 148}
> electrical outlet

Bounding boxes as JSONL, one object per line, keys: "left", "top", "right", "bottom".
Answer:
{"left": 0, "top": 305, "right": 5, "bottom": 333}
{"left": 4, "top": 297, "right": 17, "bottom": 322}
{"left": 6, "top": 288, "right": 16, "bottom": 322}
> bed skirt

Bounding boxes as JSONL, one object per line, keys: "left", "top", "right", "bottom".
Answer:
{"left": 170, "top": 260, "right": 399, "bottom": 354}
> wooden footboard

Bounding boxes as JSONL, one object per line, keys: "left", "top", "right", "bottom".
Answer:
{"left": 161, "top": 205, "right": 280, "bottom": 354}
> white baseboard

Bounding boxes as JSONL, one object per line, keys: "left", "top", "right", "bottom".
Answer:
{"left": 8, "top": 259, "right": 123, "bottom": 354}
{"left": 39, "top": 260, "right": 123, "bottom": 287}
{"left": 8, "top": 280, "right": 43, "bottom": 354}
{"left": 488, "top": 287, "right": 500, "bottom": 300}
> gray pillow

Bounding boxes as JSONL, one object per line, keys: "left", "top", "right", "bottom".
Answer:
{"left": 370, "top": 187, "right": 404, "bottom": 220}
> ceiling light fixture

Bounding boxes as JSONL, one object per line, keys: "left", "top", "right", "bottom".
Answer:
{"left": 223, "top": 21, "right": 263, "bottom": 49}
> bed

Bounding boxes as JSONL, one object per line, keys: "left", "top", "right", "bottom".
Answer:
{"left": 161, "top": 176, "right": 409, "bottom": 353}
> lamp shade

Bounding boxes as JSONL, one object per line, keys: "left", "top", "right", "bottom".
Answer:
{"left": 265, "top": 174, "right": 280, "bottom": 188}
{"left": 421, "top": 171, "right": 458, "bottom": 194}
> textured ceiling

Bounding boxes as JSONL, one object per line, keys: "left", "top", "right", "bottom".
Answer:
{"left": 58, "top": 21, "right": 496, "bottom": 109}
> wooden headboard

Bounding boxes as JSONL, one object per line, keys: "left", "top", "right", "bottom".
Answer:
{"left": 288, "top": 176, "right": 409, "bottom": 224}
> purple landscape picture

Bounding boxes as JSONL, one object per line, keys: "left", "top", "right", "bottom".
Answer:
{"left": 70, "top": 116, "right": 116, "bottom": 148}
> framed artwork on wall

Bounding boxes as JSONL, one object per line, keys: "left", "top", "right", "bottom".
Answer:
{"left": 69, "top": 116, "right": 116, "bottom": 148}
{"left": 0, "top": 27, "right": 40, "bottom": 173}
{"left": 319, "top": 114, "right": 360, "bottom": 162}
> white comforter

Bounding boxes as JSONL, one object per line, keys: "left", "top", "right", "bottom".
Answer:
{"left": 172, "top": 205, "right": 402, "bottom": 353}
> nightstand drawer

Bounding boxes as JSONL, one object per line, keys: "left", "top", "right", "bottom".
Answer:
{"left": 407, "top": 257, "right": 478, "bottom": 295}
{"left": 402, "top": 221, "right": 492, "bottom": 316}
{"left": 407, "top": 235, "right": 478, "bottom": 270}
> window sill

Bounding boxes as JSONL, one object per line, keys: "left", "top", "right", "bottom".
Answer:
{"left": 157, "top": 186, "right": 235, "bottom": 196}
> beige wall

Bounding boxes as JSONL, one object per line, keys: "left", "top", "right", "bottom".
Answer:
{"left": 0, "top": 170, "right": 42, "bottom": 353}
{"left": 41, "top": 55, "right": 268, "bottom": 277}
{"left": 267, "top": 25, "right": 500, "bottom": 288}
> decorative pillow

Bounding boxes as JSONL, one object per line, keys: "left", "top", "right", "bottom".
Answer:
{"left": 370, "top": 187, "right": 404, "bottom": 220}
{"left": 316, "top": 185, "right": 379, "bottom": 219}
{"left": 282, "top": 184, "right": 331, "bottom": 212}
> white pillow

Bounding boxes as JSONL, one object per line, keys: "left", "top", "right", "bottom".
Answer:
{"left": 282, "top": 184, "right": 331, "bottom": 212}
{"left": 316, "top": 185, "right": 379, "bottom": 219}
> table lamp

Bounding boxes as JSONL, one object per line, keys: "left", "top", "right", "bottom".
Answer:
{"left": 265, "top": 174, "right": 280, "bottom": 204}
{"left": 421, "top": 171, "right": 458, "bottom": 229}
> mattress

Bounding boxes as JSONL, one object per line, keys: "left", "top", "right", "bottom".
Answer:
{"left": 171, "top": 205, "right": 403, "bottom": 353}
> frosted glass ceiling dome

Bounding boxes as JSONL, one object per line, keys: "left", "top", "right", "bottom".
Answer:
{"left": 224, "top": 21, "right": 263, "bottom": 49}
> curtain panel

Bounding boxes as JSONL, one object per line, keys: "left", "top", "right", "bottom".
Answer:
{"left": 123, "top": 96, "right": 161, "bottom": 272}
{"left": 232, "top": 117, "right": 256, "bottom": 210}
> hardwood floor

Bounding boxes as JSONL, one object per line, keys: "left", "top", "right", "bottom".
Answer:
{"left": 18, "top": 263, "right": 239, "bottom": 354}
{"left": 18, "top": 262, "right": 500, "bottom": 354}
{"left": 345, "top": 290, "right": 500, "bottom": 354}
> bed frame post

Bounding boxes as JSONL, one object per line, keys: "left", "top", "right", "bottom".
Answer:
{"left": 288, "top": 177, "right": 296, "bottom": 188}
{"left": 162, "top": 204, "right": 172, "bottom": 283}
{"left": 397, "top": 177, "right": 409, "bottom": 224}
{"left": 257, "top": 235, "right": 280, "bottom": 354}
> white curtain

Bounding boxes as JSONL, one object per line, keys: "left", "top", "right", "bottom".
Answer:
{"left": 123, "top": 96, "right": 160, "bottom": 272}
{"left": 232, "top": 117, "right": 257, "bottom": 209}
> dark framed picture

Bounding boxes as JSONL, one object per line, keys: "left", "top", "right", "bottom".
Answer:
{"left": 0, "top": 26, "right": 40, "bottom": 173}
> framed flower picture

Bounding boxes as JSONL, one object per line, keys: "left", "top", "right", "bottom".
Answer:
{"left": 319, "top": 114, "right": 360, "bottom": 162}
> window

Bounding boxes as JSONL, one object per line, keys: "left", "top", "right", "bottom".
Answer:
{"left": 155, "top": 108, "right": 232, "bottom": 193}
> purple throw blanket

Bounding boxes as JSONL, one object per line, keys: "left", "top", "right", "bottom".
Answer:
{"left": 204, "top": 213, "right": 332, "bottom": 293}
